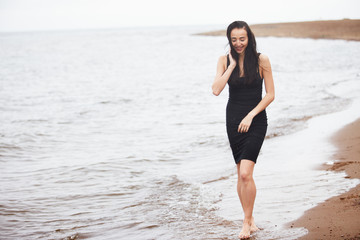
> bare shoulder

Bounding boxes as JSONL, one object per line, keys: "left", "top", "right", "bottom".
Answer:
{"left": 217, "top": 54, "right": 228, "bottom": 69}
{"left": 259, "top": 53, "right": 271, "bottom": 68}
{"left": 259, "top": 53, "right": 270, "bottom": 63}
{"left": 218, "top": 54, "right": 227, "bottom": 63}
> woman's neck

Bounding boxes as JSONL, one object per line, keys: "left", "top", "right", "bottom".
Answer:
{"left": 239, "top": 52, "right": 245, "bottom": 61}
{"left": 238, "top": 54, "right": 245, "bottom": 66}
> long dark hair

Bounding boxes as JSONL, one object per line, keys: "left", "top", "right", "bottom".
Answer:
{"left": 226, "top": 21, "right": 259, "bottom": 84}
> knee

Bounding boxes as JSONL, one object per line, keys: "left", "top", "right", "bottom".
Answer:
{"left": 239, "top": 171, "right": 253, "bottom": 183}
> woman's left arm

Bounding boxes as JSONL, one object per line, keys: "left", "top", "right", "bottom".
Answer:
{"left": 238, "top": 54, "right": 275, "bottom": 133}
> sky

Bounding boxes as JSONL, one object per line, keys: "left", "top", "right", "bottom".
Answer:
{"left": 0, "top": 0, "right": 359, "bottom": 32}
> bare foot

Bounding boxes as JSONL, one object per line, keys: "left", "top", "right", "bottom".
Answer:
{"left": 238, "top": 220, "right": 251, "bottom": 239}
{"left": 250, "top": 217, "right": 259, "bottom": 233}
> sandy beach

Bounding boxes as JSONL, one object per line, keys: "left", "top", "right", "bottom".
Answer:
{"left": 288, "top": 119, "right": 360, "bottom": 239}
{"left": 197, "top": 19, "right": 360, "bottom": 41}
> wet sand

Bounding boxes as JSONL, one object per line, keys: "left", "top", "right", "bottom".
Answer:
{"left": 290, "top": 119, "right": 360, "bottom": 239}
{"left": 196, "top": 19, "right": 360, "bottom": 41}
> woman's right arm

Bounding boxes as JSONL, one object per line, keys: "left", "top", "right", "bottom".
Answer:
{"left": 212, "top": 54, "right": 236, "bottom": 96}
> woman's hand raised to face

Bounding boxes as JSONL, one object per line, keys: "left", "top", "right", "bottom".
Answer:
{"left": 228, "top": 49, "right": 237, "bottom": 69}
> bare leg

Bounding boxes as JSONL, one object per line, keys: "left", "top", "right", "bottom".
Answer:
{"left": 236, "top": 163, "right": 244, "bottom": 210}
{"left": 236, "top": 160, "right": 258, "bottom": 239}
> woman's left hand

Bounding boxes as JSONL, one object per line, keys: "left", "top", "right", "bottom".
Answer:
{"left": 238, "top": 114, "right": 254, "bottom": 133}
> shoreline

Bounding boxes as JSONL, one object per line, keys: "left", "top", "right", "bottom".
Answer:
{"left": 196, "top": 19, "right": 360, "bottom": 41}
{"left": 290, "top": 119, "right": 360, "bottom": 239}
{"left": 213, "top": 99, "right": 360, "bottom": 239}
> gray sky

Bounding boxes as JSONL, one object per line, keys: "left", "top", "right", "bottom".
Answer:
{"left": 0, "top": 0, "right": 359, "bottom": 32}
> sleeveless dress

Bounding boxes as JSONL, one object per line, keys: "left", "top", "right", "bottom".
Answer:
{"left": 226, "top": 56, "right": 267, "bottom": 164}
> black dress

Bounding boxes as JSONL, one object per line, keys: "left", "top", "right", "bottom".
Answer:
{"left": 226, "top": 56, "right": 267, "bottom": 164}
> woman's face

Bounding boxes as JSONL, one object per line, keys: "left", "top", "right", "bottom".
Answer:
{"left": 230, "top": 27, "right": 248, "bottom": 55}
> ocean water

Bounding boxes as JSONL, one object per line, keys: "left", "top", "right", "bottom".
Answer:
{"left": 0, "top": 26, "right": 359, "bottom": 240}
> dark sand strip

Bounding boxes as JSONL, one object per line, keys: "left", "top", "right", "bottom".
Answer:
{"left": 196, "top": 19, "right": 360, "bottom": 41}
{"left": 289, "top": 119, "right": 360, "bottom": 240}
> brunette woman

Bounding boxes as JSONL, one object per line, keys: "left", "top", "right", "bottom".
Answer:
{"left": 212, "top": 21, "right": 275, "bottom": 239}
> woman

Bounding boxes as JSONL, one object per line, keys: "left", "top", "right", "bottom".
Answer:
{"left": 212, "top": 21, "right": 275, "bottom": 239}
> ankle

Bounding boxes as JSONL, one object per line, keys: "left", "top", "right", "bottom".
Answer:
{"left": 243, "top": 217, "right": 252, "bottom": 224}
